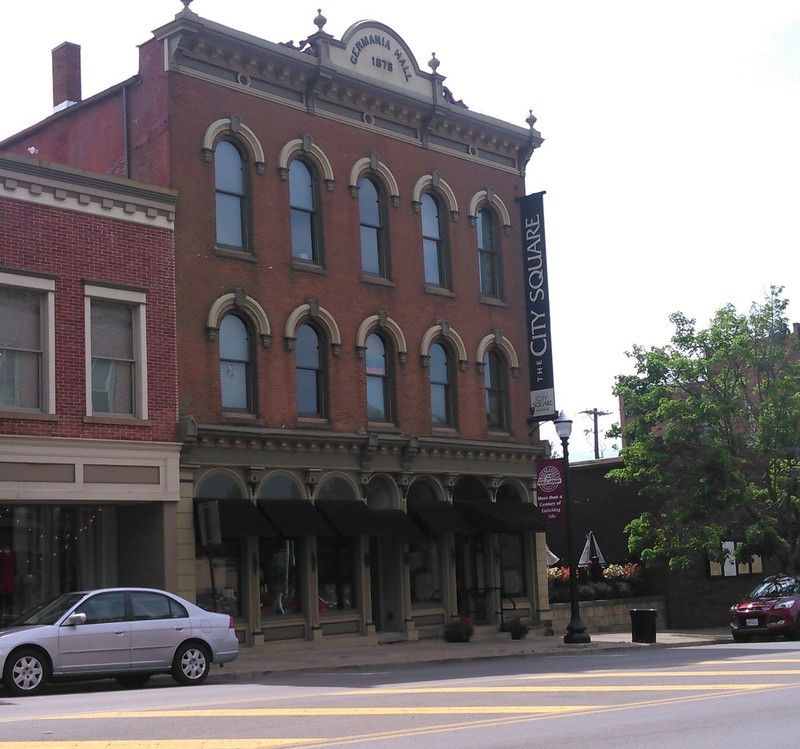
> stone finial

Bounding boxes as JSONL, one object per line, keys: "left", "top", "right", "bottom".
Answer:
{"left": 526, "top": 109, "right": 538, "bottom": 129}
{"left": 180, "top": 0, "right": 193, "bottom": 11}
{"left": 315, "top": 9, "right": 327, "bottom": 32}
{"left": 428, "top": 52, "right": 440, "bottom": 73}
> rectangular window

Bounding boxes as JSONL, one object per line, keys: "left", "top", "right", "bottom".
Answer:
{"left": 85, "top": 285, "right": 148, "bottom": 419}
{"left": 0, "top": 273, "right": 55, "bottom": 414}
{"left": 709, "top": 541, "right": 763, "bottom": 577}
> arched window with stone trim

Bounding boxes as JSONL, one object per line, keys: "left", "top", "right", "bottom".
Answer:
{"left": 484, "top": 348, "right": 509, "bottom": 432}
{"left": 358, "top": 175, "right": 389, "bottom": 277}
{"left": 289, "top": 158, "right": 320, "bottom": 263}
{"left": 295, "top": 322, "right": 327, "bottom": 418}
{"left": 219, "top": 313, "right": 254, "bottom": 413}
{"left": 429, "top": 340, "right": 456, "bottom": 428}
{"left": 421, "top": 192, "right": 449, "bottom": 288}
{"left": 366, "top": 331, "right": 394, "bottom": 423}
{"left": 215, "top": 140, "right": 250, "bottom": 250}
{"left": 477, "top": 205, "right": 502, "bottom": 298}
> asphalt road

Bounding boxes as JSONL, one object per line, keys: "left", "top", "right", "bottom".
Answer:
{"left": 2, "top": 639, "right": 800, "bottom": 748}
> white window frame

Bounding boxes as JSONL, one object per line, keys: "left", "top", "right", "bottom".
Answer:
{"left": 0, "top": 271, "right": 55, "bottom": 415}
{"left": 84, "top": 284, "right": 148, "bottom": 419}
{"left": 709, "top": 540, "right": 763, "bottom": 578}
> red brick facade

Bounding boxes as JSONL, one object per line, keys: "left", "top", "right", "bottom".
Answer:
{"left": 0, "top": 10, "right": 554, "bottom": 644}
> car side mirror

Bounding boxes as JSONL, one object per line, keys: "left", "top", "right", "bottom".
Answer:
{"left": 64, "top": 612, "right": 87, "bottom": 626}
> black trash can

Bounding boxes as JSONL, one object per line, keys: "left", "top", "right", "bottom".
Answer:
{"left": 629, "top": 608, "right": 657, "bottom": 643}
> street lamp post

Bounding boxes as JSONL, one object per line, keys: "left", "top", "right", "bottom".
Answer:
{"left": 554, "top": 411, "right": 591, "bottom": 644}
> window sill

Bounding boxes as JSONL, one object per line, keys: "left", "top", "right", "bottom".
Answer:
{"left": 84, "top": 415, "right": 151, "bottom": 426}
{"left": 222, "top": 412, "right": 262, "bottom": 425}
{"left": 297, "top": 417, "right": 331, "bottom": 428}
{"left": 0, "top": 410, "right": 58, "bottom": 422}
{"left": 214, "top": 246, "right": 258, "bottom": 262}
{"left": 366, "top": 422, "right": 401, "bottom": 433}
{"left": 431, "top": 426, "right": 460, "bottom": 438}
{"left": 424, "top": 285, "right": 455, "bottom": 298}
{"left": 487, "top": 429, "right": 513, "bottom": 441}
{"left": 479, "top": 295, "right": 507, "bottom": 307}
{"left": 292, "top": 260, "right": 327, "bottom": 275}
{"left": 362, "top": 274, "right": 395, "bottom": 288}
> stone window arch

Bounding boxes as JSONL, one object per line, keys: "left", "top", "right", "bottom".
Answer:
{"left": 278, "top": 136, "right": 334, "bottom": 190}
{"left": 420, "top": 322, "right": 467, "bottom": 371}
{"left": 284, "top": 300, "right": 342, "bottom": 357}
{"left": 207, "top": 290, "right": 271, "bottom": 347}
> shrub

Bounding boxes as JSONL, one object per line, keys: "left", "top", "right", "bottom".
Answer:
{"left": 508, "top": 618, "right": 529, "bottom": 639}
{"left": 443, "top": 616, "right": 474, "bottom": 642}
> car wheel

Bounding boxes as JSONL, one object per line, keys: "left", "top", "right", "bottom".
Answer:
{"left": 732, "top": 630, "right": 751, "bottom": 643}
{"left": 115, "top": 674, "right": 151, "bottom": 689}
{"left": 172, "top": 642, "right": 211, "bottom": 686}
{"left": 3, "top": 647, "right": 50, "bottom": 697}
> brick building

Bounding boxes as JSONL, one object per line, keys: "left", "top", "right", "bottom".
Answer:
{"left": 0, "top": 152, "right": 179, "bottom": 624}
{"left": 1, "top": 4, "right": 552, "bottom": 644}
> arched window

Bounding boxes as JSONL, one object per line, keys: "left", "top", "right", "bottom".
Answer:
{"left": 484, "top": 349, "right": 508, "bottom": 431}
{"left": 429, "top": 341, "right": 455, "bottom": 428}
{"left": 289, "top": 159, "right": 319, "bottom": 263}
{"left": 477, "top": 206, "right": 501, "bottom": 298}
{"left": 366, "top": 332, "right": 393, "bottom": 423}
{"left": 219, "top": 314, "right": 253, "bottom": 412}
{"left": 358, "top": 176, "right": 388, "bottom": 277}
{"left": 295, "top": 323, "right": 326, "bottom": 418}
{"left": 421, "top": 193, "right": 448, "bottom": 287}
{"left": 215, "top": 140, "right": 249, "bottom": 250}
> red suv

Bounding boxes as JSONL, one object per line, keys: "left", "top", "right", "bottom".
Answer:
{"left": 730, "top": 575, "right": 800, "bottom": 642}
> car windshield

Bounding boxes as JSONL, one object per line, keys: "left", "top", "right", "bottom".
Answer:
{"left": 8, "top": 592, "right": 87, "bottom": 626}
{"left": 747, "top": 578, "right": 800, "bottom": 599}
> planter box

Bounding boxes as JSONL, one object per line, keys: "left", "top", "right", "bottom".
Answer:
{"left": 547, "top": 596, "right": 666, "bottom": 634}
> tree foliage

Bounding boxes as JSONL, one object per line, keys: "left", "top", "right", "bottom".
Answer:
{"left": 609, "top": 287, "right": 800, "bottom": 573}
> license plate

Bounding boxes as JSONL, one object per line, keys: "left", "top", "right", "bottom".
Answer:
{"left": 746, "top": 618, "right": 759, "bottom": 627}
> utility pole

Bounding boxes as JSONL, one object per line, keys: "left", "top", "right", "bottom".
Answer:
{"left": 580, "top": 408, "right": 612, "bottom": 459}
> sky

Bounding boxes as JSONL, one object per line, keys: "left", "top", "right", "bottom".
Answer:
{"left": 2, "top": 1, "right": 799, "bottom": 461}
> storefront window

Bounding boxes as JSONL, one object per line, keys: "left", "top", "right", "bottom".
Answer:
{"left": 499, "top": 532, "right": 526, "bottom": 596}
{"left": 408, "top": 540, "right": 442, "bottom": 604}
{"left": 259, "top": 538, "right": 301, "bottom": 618}
{"left": 194, "top": 472, "right": 246, "bottom": 618}
{"left": 0, "top": 505, "right": 117, "bottom": 625}
{"left": 195, "top": 539, "right": 242, "bottom": 617}
{"left": 316, "top": 535, "right": 356, "bottom": 612}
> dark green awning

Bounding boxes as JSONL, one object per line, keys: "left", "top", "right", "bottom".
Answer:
{"left": 195, "top": 498, "right": 278, "bottom": 538}
{"left": 407, "top": 498, "right": 476, "bottom": 535}
{"left": 315, "top": 500, "right": 427, "bottom": 542}
{"left": 257, "top": 499, "right": 337, "bottom": 537}
{"left": 455, "top": 501, "right": 544, "bottom": 533}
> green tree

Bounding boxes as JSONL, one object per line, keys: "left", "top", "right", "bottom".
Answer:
{"left": 609, "top": 287, "right": 800, "bottom": 573}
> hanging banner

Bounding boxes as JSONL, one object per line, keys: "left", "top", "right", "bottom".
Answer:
{"left": 536, "top": 458, "right": 565, "bottom": 524}
{"left": 519, "top": 191, "right": 556, "bottom": 421}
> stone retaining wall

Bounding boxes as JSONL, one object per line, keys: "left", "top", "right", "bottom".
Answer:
{"left": 546, "top": 596, "right": 667, "bottom": 634}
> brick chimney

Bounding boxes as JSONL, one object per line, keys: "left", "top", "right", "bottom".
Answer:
{"left": 52, "top": 42, "right": 82, "bottom": 111}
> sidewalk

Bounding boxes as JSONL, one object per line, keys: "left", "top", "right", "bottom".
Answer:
{"left": 211, "top": 627, "right": 733, "bottom": 681}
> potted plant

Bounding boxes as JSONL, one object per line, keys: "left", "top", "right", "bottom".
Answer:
{"left": 443, "top": 616, "right": 475, "bottom": 643}
{"left": 508, "top": 618, "right": 529, "bottom": 640}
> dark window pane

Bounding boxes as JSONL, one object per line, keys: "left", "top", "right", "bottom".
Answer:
{"left": 215, "top": 141, "right": 245, "bottom": 193}
{"left": 215, "top": 141, "right": 246, "bottom": 248}
{"left": 423, "top": 238, "right": 441, "bottom": 285}
{"left": 216, "top": 193, "right": 244, "bottom": 247}
{"left": 290, "top": 161, "right": 316, "bottom": 261}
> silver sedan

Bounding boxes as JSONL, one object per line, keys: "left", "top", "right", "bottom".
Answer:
{"left": 0, "top": 587, "right": 240, "bottom": 696}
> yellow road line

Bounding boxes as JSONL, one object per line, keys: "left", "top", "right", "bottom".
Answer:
{"left": 0, "top": 743, "right": 307, "bottom": 749}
